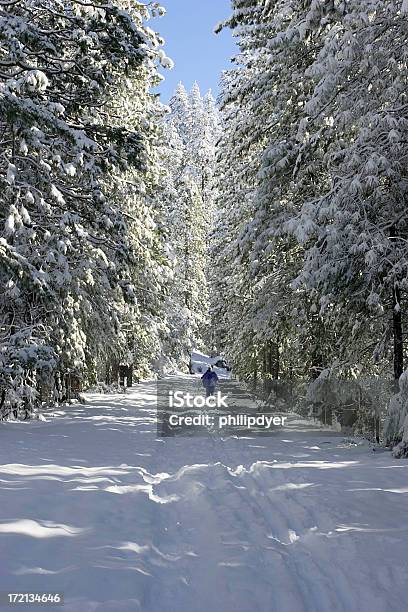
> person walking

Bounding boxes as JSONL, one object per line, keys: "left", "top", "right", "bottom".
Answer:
{"left": 201, "top": 366, "right": 219, "bottom": 398}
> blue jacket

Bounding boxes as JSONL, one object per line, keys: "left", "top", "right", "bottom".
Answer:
{"left": 201, "top": 370, "right": 218, "bottom": 388}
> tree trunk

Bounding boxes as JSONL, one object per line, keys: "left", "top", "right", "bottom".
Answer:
{"left": 269, "top": 340, "right": 279, "bottom": 380}
{"left": 253, "top": 356, "right": 258, "bottom": 389}
{"left": 310, "top": 319, "right": 325, "bottom": 380}
{"left": 392, "top": 283, "right": 404, "bottom": 380}
{"left": 263, "top": 346, "right": 268, "bottom": 392}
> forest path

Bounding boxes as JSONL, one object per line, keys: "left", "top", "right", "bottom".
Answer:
{"left": 0, "top": 377, "right": 407, "bottom": 611}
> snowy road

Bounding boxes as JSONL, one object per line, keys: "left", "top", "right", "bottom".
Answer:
{"left": 0, "top": 378, "right": 408, "bottom": 611}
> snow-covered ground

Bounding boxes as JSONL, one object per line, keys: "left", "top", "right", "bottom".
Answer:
{"left": 0, "top": 378, "right": 408, "bottom": 611}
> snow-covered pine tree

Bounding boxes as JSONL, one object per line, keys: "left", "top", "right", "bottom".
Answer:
{"left": 169, "top": 83, "right": 191, "bottom": 146}
{"left": 159, "top": 84, "right": 220, "bottom": 369}
{"left": 209, "top": 64, "right": 259, "bottom": 377}
{"left": 292, "top": 0, "right": 408, "bottom": 383}
{"left": 214, "top": 0, "right": 408, "bottom": 437}
{"left": 288, "top": 0, "right": 407, "bottom": 449}
{"left": 98, "top": 19, "right": 176, "bottom": 382}
{"left": 212, "top": 0, "right": 325, "bottom": 381}
{"left": 0, "top": 0, "right": 170, "bottom": 415}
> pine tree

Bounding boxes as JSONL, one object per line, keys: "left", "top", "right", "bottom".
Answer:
{"left": 0, "top": 0, "right": 171, "bottom": 415}
{"left": 159, "top": 84, "right": 220, "bottom": 369}
{"left": 293, "top": 0, "right": 408, "bottom": 381}
{"left": 213, "top": 0, "right": 407, "bottom": 404}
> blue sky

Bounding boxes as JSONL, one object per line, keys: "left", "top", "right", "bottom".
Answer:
{"left": 152, "top": 0, "right": 238, "bottom": 102}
